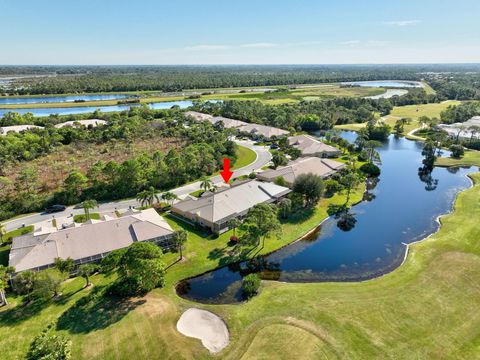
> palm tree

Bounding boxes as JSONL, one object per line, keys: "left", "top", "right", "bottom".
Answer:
{"left": 0, "top": 265, "right": 14, "bottom": 306}
{"left": 136, "top": 186, "right": 160, "bottom": 207}
{"left": 161, "top": 192, "right": 179, "bottom": 206}
{"left": 200, "top": 177, "right": 213, "bottom": 193}
{"left": 227, "top": 218, "right": 241, "bottom": 237}
{"left": 469, "top": 125, "right": 480, "bottom": 144}
{"left": 81, "top": 199, "right": 97, "bottom": 221}
{"left": 277, "top": 198, "right": 292, "bottom": 219}
{"left": 77, "top": 263, "right": 97, "bottom": 287}
{"left": 0, "top": 224, "right": 6, "bottom": 245}
{"left": 173, "top": 230, "right": 188, "bottom": 260}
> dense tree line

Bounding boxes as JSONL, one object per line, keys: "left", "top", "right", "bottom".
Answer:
{"left": 440, "top": 102, "right": 480, "bottom": 123}
{"left": 193, "top": 98, "right": 392, "bottom": 132}
{"left": 0, "top": 108, "right": 237, "bottom": 220}
{"left": 1, "top": 65, "right": 421, "bottom": 95}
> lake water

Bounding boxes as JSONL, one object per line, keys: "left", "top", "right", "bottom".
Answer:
{"left": 342, "top": 80, "right": 422, "bottom": 88}
{"left": 177, "top": 133, "right": 476, "bottom": 304}
{"left": 0, "top": 94, "right": 131, "bottom": 105}
{"left": 0, "top": 100, "right": 196, "bottom": 117}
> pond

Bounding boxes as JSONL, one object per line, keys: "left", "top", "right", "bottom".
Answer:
{"left": 342, "top": 80, "right": 422, "bottom": 88}
{"left": 0, "top": 100, "right": 199, "bottom": 117}
{"left": 0, "top": 94, "right": 132, "bottom": 105}
{"left": 177, "top": 133, "right": 476, "bottom": 304}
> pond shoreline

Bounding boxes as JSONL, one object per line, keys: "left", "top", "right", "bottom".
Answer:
{"left": 176, "top": 133, "right": 476, "bottom": 304}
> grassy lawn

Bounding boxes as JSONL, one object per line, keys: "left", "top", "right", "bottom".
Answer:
{"left": 436, "top": 149, "right": 480, "bottom": 167}
{"left": 232, "top": 145, "right": 257, "bottom": 170}
{"left": 336, "top": 101, "right": 463, "bottom": 136}
{"left": 188, "top": 189, "right": 204, "bottom": 198}
{"left": 2, "top": 167, "right": 479, "bottom": 359}
{"left": 0, "top": 183, "right": 365, "bottom": 360}
{"left": 1, "top": 225, "right": 34, "bottom": 243}
{"left": 73, "top": 213, "right": 101, "bottom": 223}
{"left": 0, "top": 85, "right": 385, "bottom": 109}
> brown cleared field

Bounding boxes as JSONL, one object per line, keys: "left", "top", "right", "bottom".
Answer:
{"left": 3, "top": 136, "right": 183, "bottom": 195}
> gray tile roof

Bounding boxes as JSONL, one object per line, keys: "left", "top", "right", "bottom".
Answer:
{"left": 288, "top": 135, "right": 341, "bottom": 156}
{"left": 9, "top": 209, "right": 173, "bottom": 272}
{"left": 258, "top": 157, "right": 345, "bottom": 185}
{"left": 172, "top": 180, "right": 290, "bottom": 223}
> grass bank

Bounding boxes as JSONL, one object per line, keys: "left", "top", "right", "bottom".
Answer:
{"left": 0, "top": 183, "right": 365, "bottom": 359}
{"left": 436, "top": 150, "right": 480, "bottom": 167}
{"left": 220, "top": 174, "right": 480, "bottom": 359}
{"left": 232, "top": 145, "right": 257, "bottom": 170}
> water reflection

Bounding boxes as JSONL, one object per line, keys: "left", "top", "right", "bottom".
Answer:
{"left": 179, "top": 133, "right": 475, "bottom": 304}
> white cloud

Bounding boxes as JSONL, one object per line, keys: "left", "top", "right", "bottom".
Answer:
{"left": 384, "top": 20, "right": 421, "bottom": 27}
{"left": 340, "top": 40, "right": 361, "bottom": 45}
{"left": 240, "top": 42, "right": 278, "bottom": 48}
{"left": 183, "top": 44, "right": 230, "bottom": 51}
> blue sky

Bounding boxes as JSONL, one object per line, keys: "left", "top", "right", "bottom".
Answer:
{"left": 1, "top": 0, "right": 479, "bottom": 64}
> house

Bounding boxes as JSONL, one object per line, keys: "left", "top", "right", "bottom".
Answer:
{"left": 238, "top": 123, "right": 289, "bottom": 140}
{"left": 8, "top": 209, "right": 174, "bottom": 273}
{"left": 171, "top": 180, "right": 290, "bottom": 233}
{"left": 437, "top": 116, "right": 480, "bottom": 140}
{"left": 185, "top": 110, "right": 289, "bottom": 140}
{"left": 288, "top": 134, "right": 341, "bottom": 158}
{"left": 54, "top": 119, "right": 107, "bottom": 129}
{"left": 0, "top": 125, "right": 43, "bottom": 135}
{"left": 211, "top": 116, "right": 248, "bottom": 129}
{"left": 257, "top": 157, "right": 346, "bottom": 187}
{"left": 185, "top": 111, "right": 214, "bottom": 122}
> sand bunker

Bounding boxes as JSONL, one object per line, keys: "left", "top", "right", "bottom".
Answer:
{"left": 177, "top": 308, "right": 229, "bottom": 353}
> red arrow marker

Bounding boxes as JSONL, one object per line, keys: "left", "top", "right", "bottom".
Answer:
{"left": 220, "top": 158, "right": 233, "bottom": 183}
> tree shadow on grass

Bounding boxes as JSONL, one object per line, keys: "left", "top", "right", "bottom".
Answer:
{"left": 0, "top": 297, "right": 51, "bottom": 326}
{"left": 280, "top": 207, "right": 315, "bottom": 225}
{"left": 56, "top": 287, "right": 145, "bottom": 334}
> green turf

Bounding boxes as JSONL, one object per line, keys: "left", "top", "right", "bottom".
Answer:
{"left": 0, "top": 184, "right": 365, "bottom": 360}
{"left": 232, "top": 145, "right": 257, "bottom": 170}
{"left": 73, "top": 213, "right": 101, "bottom": 223}
{"left": 1, "top": 225, "right": 34, "bottom": 244}
{"left": 336, "top": 102, "right": 463, "bottom": 136}
{"left": 435, "top": 150, "right": 480, "bottom": 167}
{"left": 188, "top": 189, "right": 204, "bottom": 198}
{"left": 1, "top": 151, "right": 479, "bottom": 360}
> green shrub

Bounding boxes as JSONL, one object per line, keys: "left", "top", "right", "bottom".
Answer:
{"left": 359, "top": 163, "right": 381, "bottom": 177}
{"left": 73, "top": 213, "right": 100, "bottom": 223}
{"left": 324, "top": 179, "right": 344, "bottom": 197}
{"left": 242, "top": 273, "right": 261, "bottom": 299}
{"left": 27, "top": 324, "right": 71, "bottom": 360}
{"left": 449, "top": 144, "right": 464, "bottom": 158}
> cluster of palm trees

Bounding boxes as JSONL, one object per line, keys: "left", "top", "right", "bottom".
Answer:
{"left": 136, "top": 186, "right": 179, "bottom": 208}
{"left": 200, "top": 177, "right": 217, "bottom": 194}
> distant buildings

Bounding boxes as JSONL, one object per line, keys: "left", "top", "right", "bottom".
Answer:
{"left": 9, "top": 209, "right": 174, "bottom": 273}
{"left": 171, "top": 180, "right": 290, "bottom": 233}
{"left": 54, "top": 119, "right": 107, "bottom": 128}
{"left": 0, "top": 125, "right": 42, "bottom": 135}
{"left": 0, "top": 119, "right": 107, "bottom": 135}
{"left": 438, "top": 116, "right": 480, "bottom": 140}
{"left": 288, "top": 134, "right": 341, "bottom": 158}
{"left": 257, "top": 157, "right": 345, "bottom": 187}
{"left": 185, "top": 111, "right": 289, "bottom": 140}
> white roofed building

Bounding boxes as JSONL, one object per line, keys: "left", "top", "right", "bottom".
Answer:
{"left": 9, "top": 208, "right": 174, "bottom": 273}
{"left": 171, "top": 180, "right": 290, "bottom": 233}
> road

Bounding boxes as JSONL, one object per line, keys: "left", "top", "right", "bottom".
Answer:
{"left": 3, "top": 140, "right": 272, "bottom": 232}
